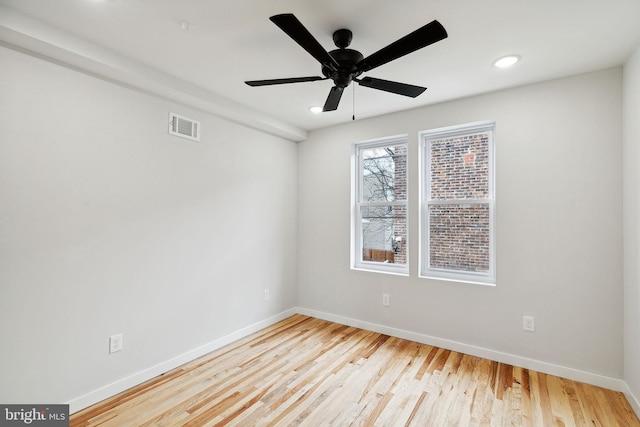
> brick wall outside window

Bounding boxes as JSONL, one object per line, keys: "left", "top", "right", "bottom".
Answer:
{"left": 423, "top": 126, "right": 494, "bottom": 281}
{"left": 429, "top": 133, "right": 490, "bottom": 272}
{"left": 429, "top": 204, "right": 490, "bottom": 272}
{"left": 430, "top": 134, "right": 489, "bottom": 200}
{"left": 392, "top": 144, "right": 407, "bottom": 264}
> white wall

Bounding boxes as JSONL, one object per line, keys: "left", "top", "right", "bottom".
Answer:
{"left": 624, "top": 44, "right": 640, "bottom": 407}
{"left": 298, "top": 68, "right": 623, "bottom": 379}
{"left": 0, "top": 45, "right": 298, "bottom": 407}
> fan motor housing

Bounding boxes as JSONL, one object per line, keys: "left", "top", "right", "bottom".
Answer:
{"left": 322, "top": 48, "right": 364, "bottom": 87}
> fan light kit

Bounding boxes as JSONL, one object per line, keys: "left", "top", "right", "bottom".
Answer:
{"left": 309, "top": 106, "right": 323, "bottom": 114}
{"left": 245, "top": 14, "right": 448, "bottom": 113}
{"left": 494, "top": 55, "right": 520, "bottom": 68}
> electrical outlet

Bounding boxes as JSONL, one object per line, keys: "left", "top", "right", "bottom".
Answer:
{"left": 523, "top": 316, "right": 535, "bottom": 332}
{"left": 264, "top": 289, "right": 270, "bottom": 301}
{"left": 382, "top": 293, "right": 390, "bottom": 307}
{"left": 109, "top": 333, "right": 123, "bottom": 353}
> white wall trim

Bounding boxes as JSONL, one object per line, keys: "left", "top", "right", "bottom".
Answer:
{"left": 623, "top": 383, "right": 640, "bottom": 419}
{"left": 67, "top": 308, "right": 297, "bottom": 414}
{"left": 294, "top": 306, "right": 627, "bottom": 393}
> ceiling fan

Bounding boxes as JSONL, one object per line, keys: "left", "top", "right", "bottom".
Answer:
{"left": 245, "top": 14, "right": 448, "bottom": 112}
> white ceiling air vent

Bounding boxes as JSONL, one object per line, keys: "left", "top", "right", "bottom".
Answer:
{"left": 169, "top": 112, "right": 200, "bottom": 141}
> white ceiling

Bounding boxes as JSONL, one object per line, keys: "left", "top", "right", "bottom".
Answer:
{"left": 1, "top": 0, "right": 639, "bottom": 140}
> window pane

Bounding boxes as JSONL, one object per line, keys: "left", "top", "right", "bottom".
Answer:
{"left": 362, "top": 144, "right": 407, "bottom": 202}
{"left": 430, "top": 133, "right": 489, "bottom": 200}
{"left": 429, "top": 204, "right": 490, "bottom": 272}
{"left": 353, "top": 137, "right": 408, "bottom": 275}
{"left": 361, "top": 205, "right": 407, "bottom": 265}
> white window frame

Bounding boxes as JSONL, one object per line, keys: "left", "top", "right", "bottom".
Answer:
{"left": 419, "top": 121, "right": 496, "bottom": 285}
{"left": 351, "top": 135, "right": 409, "bottom": 276}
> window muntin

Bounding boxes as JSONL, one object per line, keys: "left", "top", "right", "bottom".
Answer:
{"left": 352, "top": 136, "right": 408, "bottom": 275}
{"left": 420, "top": 122, "right": 495, "bottom": 284}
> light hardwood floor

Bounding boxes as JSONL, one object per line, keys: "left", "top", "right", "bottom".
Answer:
{"left": 70, "top": 315, "right": 640, "bottom": 426}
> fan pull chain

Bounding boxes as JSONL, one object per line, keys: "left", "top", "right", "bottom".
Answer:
{"left": 352, "top": 84, "right": 356, "bottom": 121}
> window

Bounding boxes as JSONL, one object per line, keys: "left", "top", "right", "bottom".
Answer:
{"left": 352, "top": 136, "right": 408, "bottom": 275}
{"left": 420, "top": 122, "right": 495, "bottom": 284}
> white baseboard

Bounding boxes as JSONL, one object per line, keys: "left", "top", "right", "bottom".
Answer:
{"left": 623, "top": 382, "right": 640, "bottom": 419}
{"left": 294, "top": 306, "right": 627, "bottom": 393}
{"left": 67, "top": 308, "right": 297, "bottom": 414}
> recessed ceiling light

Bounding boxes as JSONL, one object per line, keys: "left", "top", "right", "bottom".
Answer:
{"left": 309, "top": 106, "right": 323, "bottom": 114}
{"left": 494, "top": 55, "right": 520, "bottom": 68}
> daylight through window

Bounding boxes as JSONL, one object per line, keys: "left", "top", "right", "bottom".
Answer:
{"left": 352, "top": 136, "right": 408, "bottom": 275}
{"left": 420, "top": 122, "right": 495, "bottom": 284}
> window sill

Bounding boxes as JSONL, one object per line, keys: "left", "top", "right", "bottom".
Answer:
{"left": 419, "top": 274, "right": 496, "bottom": 286}
{"left": 352, "top": 266, "right": 409, "bottom": 277}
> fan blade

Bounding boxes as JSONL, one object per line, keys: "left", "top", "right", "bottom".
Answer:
{"left": 356, "top": 20, "right": 447, "bottom": 73}
{"left": 245, "top": 76, "right": 326, "bottom": 86}
{"left": 357, "top": 77, "right": 426, "bottom": 97}
{"left": 270, "top": 14, "right": 339, "bottom": 70}
{"left": 323, "top": 86, "right": 344, "bottom": 111}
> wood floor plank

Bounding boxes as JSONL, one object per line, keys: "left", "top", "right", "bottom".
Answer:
{"left": 70, "top": 315, "right": 640, "bottom": 427}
